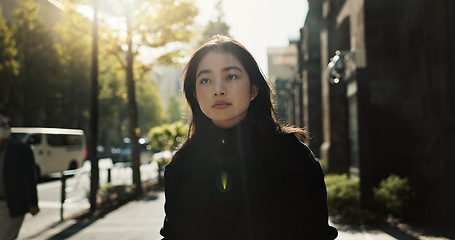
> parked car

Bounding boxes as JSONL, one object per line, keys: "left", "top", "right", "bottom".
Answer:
{"left": 110, "top": 137, "right": 152, "bottom": 164}
{"left": 11, "top": 127, "right": 87, "bottom": 178}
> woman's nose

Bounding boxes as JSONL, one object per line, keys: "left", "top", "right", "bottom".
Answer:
{"left": 214, "top": 89, "right": 226, "bottom": 96}
{"left": 214, "top": 81, "right": 226, "bottom": 96}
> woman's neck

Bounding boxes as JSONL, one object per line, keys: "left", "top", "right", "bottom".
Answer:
{"left": 211, "top": 112, "right": 248, "bottom": 129}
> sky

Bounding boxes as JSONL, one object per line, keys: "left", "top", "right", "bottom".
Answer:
{"left": 195, "top": 0, "right": 309, "bottom": 75}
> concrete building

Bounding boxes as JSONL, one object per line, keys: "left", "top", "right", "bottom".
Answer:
{"left": 267, "top": 44, "right": 299, "bottom": 128}
{"left": 288, "top": 0, "right": 454, "bottom": 226}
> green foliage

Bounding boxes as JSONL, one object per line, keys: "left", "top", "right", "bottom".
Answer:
{"left": 137, "top": 80, "right": 166, "bottom": 132}
{"left": 325, "top": 174, "right": 375, "bottom": 223}
{"left": 325, "top": 173, "right": 415, "bottom": 223}
{"left": 136, "top": 0, "right": 199, "bottom": 50}
{"left": 96, "top": 57, "right": 167, "bottom": 147}
{"left": 326, "top": 174, "right": 360, "bottom": 210}
{"left": 167, "top": 93, "right": 184, "bottom": 123}
{"left": 98, "top": 58, "right": 128, "bottom": 147}
{"left": 54, "top": 3, "right": 91, "bottom": 128}
{"left": 0, "top": 8, "right": 19, "bottom": 75}
{"left": 1, "top": 0, "right": 198, "bottom": 153}
{"left": 0, "top": 7, "right": 20, "bottom": 111}
{"left": 11, "top": 0, "right": 63, "bottom": 126}
{"left": 147, "top": 120, "right": 188, "bottom": 153}
{"left": 373, "top": 174, "right": 415, "bottom": 218}
{"left": 99, "top": 0, "right": 199, "bottom": 65}
{"left": 96, "top": 0, "right": 198, "bottom": 149}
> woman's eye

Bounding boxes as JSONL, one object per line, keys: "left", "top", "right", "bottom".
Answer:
{"left": 227, "top": 74, "right": 238, "bottom": 80}
{"left": 200, "top": 78, "right": 211, "bottom": 84}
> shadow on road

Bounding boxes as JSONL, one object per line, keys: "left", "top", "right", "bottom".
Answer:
{"left": 47, "top": 218, "right": 97, "bottom": 240}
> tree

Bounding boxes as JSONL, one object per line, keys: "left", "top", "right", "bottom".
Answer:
{"left": 54, "top": 3, "right": 92, "bottom": 129}
{"left": 98, "top": 59, "right": 129, "bottom": 146}
{"left": 167, "top": 93, "right": 184, "bottom": 123}
{"left": 137, "top": 79, "right": 166, "bottom": 133}
{"left": 201, "top": 0, "right": 230, "bottom": 41}
{"left": 0, "top": 7, "right": 20, "bottom": 114}
{"left": 13, "top": 0, "right": 63, "bottom": 126}
{"left": 96, "top": 0, "right": 198, "bottom": 197}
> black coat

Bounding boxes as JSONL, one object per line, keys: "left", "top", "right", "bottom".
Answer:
{"left": 161, "top": 118, "right": 337, "bottom": 240}
{"left": 2, "top": 138, "right": 38, "bottom": 217}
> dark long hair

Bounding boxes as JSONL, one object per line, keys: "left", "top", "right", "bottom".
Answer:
{"left": 181, "top": 35, "right": 307, "bottom": 147}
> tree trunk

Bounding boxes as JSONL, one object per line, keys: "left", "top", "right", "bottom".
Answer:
{"left": 126, "top": 16, "right": 142, "bottom": 198}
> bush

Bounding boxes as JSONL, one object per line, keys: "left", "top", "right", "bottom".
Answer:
{"left": 373, "top": 174, "right": 415, "bottom": 218}
{"left": 325, "top": 174, "right": 375, "bottom": 223}
{"left": 148, "top": 120, "right": 188, "bottom": 153}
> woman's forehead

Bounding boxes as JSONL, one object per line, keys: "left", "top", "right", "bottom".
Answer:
{"left": 197, "top": 50, "right": 244, "bottom": 72}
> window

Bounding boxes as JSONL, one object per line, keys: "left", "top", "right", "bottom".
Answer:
{"left": 47, "top": 134, "right": 81, "bottom": 146}
{"left": 28, "top": 134, "right": 42, "bottom": 145}
{"left": 11, "top": 133, "right": 27, "bottom": 142}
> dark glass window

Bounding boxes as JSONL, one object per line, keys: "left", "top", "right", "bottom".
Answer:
{"left": 27, "top": 134, "right": 42, "bottom": 145}
{"left": 11, "top": 133, "right": 27, "bottom": 142}
{"left": 46, "top": 134, "right": 81, "bottom": 146}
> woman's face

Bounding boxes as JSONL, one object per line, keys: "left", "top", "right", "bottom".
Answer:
{"left": 195, "top": 50, "right": 258, "bottom": 128}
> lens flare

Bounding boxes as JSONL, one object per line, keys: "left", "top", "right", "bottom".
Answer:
{"left": 216, "top": 170, "right": 232, "bottom": 193}
{"left": 221, "top": 172, "right": 228, "bottom": 190}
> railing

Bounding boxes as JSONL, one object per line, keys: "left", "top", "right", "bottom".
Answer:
{"left": 59, "top": 160, "right": 157, "bottom": 221}
{"left": 60, "top": 168, "right": 90, "bottom": 221}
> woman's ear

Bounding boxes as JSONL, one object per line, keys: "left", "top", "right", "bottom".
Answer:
{"left": 250, "top": 85, "right": 259, "bottom": 101}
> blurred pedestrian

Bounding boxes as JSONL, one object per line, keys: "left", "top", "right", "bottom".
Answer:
{"left": 160, "top": 35, "right": 337, "bottom": 240}
{"left": 0, "top": 114, "right": 40, "bottom": 240}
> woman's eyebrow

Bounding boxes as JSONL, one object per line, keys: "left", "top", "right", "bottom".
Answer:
{"left": 197, "top": 69, "right": 211, "bottom": 78}
{"left": 223, "top": 66, "right": 242, "bottom": 72}
{"left": 197, "top": 66, "right": 242, "bottom": 78}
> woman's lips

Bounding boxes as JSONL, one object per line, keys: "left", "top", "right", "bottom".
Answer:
{"left": 213, "top": 101, "right": 231, "bottom": 109}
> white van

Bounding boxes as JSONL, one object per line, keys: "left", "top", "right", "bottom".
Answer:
{"left": 11, "top": 127, "right": 87, "bottom": 178}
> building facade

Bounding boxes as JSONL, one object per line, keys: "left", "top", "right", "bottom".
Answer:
{"left": 288, "top": 0, "right": 455, "bottom": 225}
{"left": 267, "top": 44, "right": 300, "bottom": 128}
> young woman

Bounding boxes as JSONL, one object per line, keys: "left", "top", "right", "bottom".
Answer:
{"left": 160, "top": 35, "right": 338, "bottom": 240}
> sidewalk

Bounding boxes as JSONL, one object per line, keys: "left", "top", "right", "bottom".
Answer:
{"left": 22, "top": 190, "right": 454, "bottom": 240}
{"left": 23, "top": 190, "right": 166, "bottom": 240}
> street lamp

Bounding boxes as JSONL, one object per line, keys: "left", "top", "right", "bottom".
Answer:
{"left": 326, "top": 50, "right": 346, "bottom": 84}
{"left": 326, "top": 50, "right": 358, "bottom": 84}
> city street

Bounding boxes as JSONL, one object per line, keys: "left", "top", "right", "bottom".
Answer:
{"left": 15, "top": 159, "right": 452, "bottom": 240}
{"left": 17, "top": 158, "right": 159, "bottom": 240}
{"left": 21, "top": 190, "right": 450, "bottom": 240}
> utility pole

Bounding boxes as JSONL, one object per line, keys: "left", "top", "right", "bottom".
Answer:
{"left": 89, "top": 0, "right": 99, "bottom": 215}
